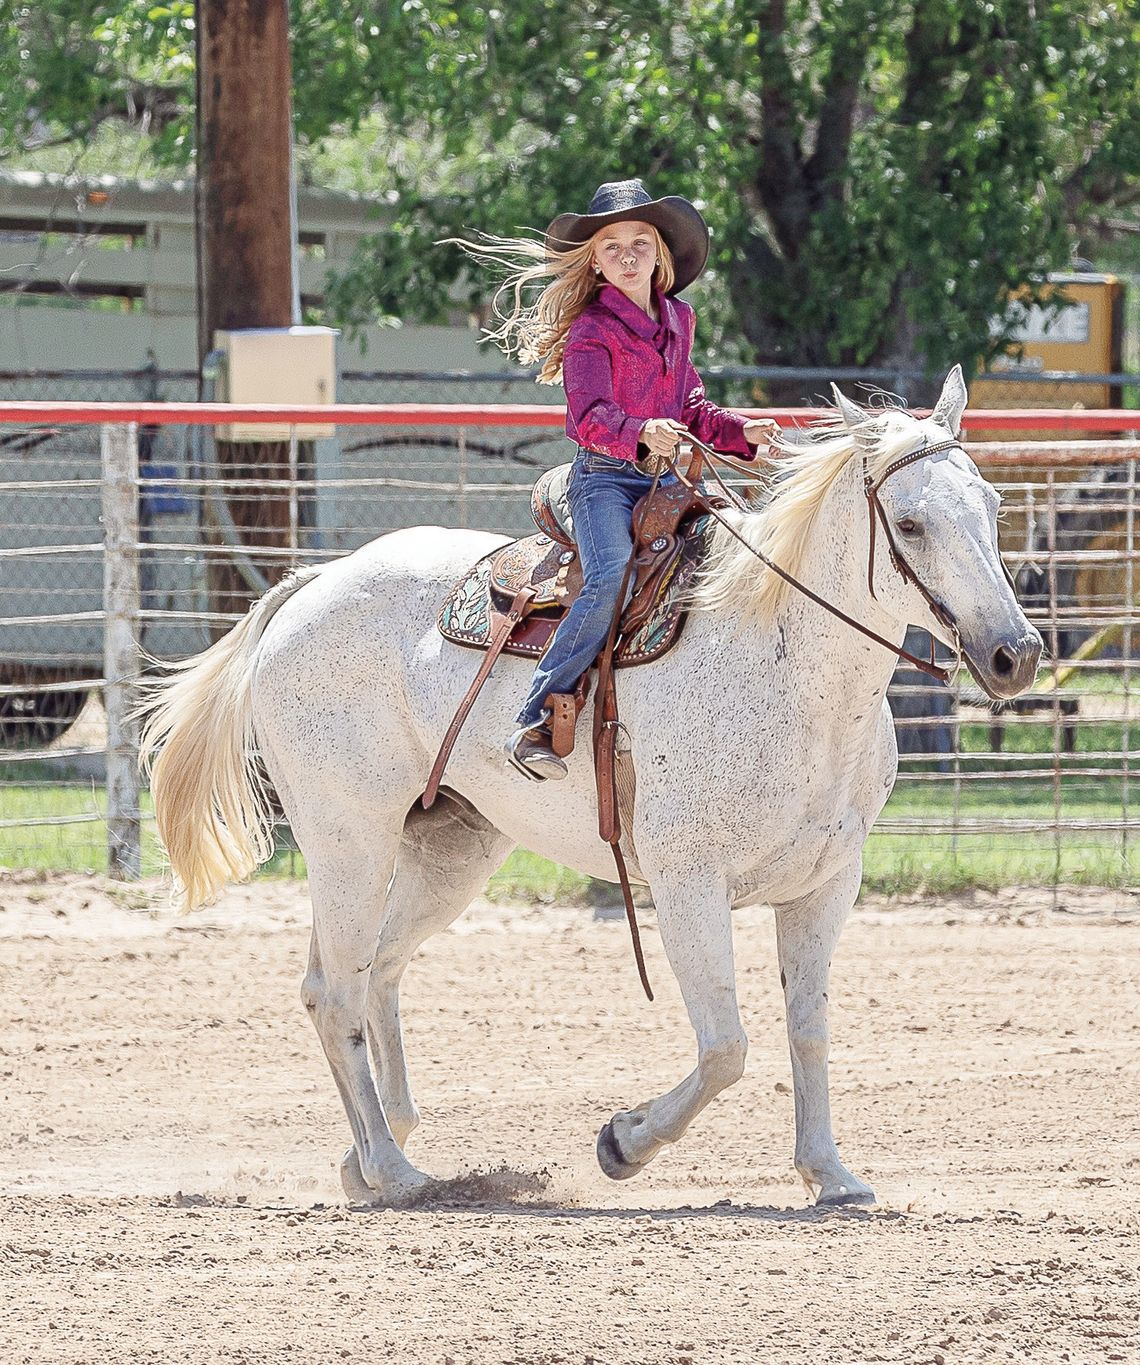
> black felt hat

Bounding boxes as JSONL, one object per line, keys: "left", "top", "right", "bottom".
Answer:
{"left": 544, "top": 179, "right": 710, "bottom": 294}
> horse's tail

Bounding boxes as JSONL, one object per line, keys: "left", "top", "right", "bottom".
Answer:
{"left": 139, "top": 567, "right": 320, "bottom": 908}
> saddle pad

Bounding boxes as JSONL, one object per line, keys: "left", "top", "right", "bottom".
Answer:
{"left": 437, "top": 517, "right": 714, "bottom": 667}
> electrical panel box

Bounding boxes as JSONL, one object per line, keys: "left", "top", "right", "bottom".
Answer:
{"left": 215, "top": 325, "right": 338, "bottom": 441}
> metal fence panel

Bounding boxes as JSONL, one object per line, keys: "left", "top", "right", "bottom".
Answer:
{"left": 0, "top": 395, "right": 1137, "bottom": 907}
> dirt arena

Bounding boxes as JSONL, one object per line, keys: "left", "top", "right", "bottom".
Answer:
{"left": 2, "top": 873, "right": 1138, "bottom": 1364}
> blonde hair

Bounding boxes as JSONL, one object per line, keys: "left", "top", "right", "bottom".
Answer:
{"left": 449, "top": 225, "right": 676, "bottom": 384}
{"left": 694, "top": 403, "right": 934, "bottom": 621}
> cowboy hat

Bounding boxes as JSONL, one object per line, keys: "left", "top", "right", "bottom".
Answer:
{"left": 544, "top": 179, "right": 710, "bottom": 294}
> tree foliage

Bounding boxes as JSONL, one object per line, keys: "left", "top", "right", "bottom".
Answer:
{"left": 1, "top": 1, "right": 195, "bottom": 162}
{"left": 7, "top": 1, "right": 1140, "bottom": 387}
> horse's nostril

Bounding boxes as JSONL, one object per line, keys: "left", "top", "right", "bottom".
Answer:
{"left": 993, "top": 646, "right": 1016, "bottom": 676}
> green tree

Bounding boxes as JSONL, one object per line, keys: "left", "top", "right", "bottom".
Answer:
{"left": 0, "top": 1, "right": 195, "bottom": 163}
{"left": 331, "top": 0, "right": 1140, "bottom": 398}
{"left": 8, "top": 1, "right": 1140, "bottom": 395}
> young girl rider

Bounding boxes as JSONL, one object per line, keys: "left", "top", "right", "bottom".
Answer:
{"left": 463, "top": 179, "right": 778, "bottom": 779}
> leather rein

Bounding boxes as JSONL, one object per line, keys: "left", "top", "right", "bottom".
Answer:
{"left": 669, "top": 432, "right": 971, "bottom": 684}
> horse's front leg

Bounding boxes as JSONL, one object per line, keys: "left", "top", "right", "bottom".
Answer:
{"left": 597, "top": 866, "right": 747, "bottom": 1180}
{"left": 774, "top": 860, "right": 875, "bottom": 1206}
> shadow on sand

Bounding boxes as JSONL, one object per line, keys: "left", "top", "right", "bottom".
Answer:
{"left": 159, "top": 1167, "right": 907, "bottom": 1224}
{"left": 340, "top": 1165, "right": 906, "bottom": 1224}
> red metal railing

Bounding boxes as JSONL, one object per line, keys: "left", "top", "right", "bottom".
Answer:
{"left": 1, "top": 400, "right": 1139, "bottom": 433}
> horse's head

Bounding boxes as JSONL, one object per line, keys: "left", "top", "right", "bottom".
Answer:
{"left": 833, "top": 366, "right": 1043, "bottom": 700}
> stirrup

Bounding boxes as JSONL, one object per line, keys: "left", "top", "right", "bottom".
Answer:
{"left": 504, "top": 718, "right": 567, "bottom": 782}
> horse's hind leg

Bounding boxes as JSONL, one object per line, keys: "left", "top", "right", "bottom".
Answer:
{"left": 365, "top": 793, "right": 514, "bottom": 1151}
{"left": 301, "top": 817, "right": 433, "bottom": 1206}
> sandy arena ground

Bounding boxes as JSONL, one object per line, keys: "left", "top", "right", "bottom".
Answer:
{"left": 2, "top": 872, "right": 1139, "bottom": 1364}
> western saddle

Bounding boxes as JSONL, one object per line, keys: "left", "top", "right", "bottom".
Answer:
{"left": 423, "top": 445, "right": 733, "bottom": 998}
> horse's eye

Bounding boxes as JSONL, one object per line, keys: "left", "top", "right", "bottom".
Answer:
{"left": 896, "top": 517, "right": 922, "bottom": 537}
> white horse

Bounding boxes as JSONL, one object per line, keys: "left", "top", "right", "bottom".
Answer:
{"left": 141, "top": 366, "right": 1041, "bottom": 1207}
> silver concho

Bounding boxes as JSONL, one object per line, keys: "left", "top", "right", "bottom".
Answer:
{"left": 559, "top": 550, "right": 576, "bottom": 565}
{"left": 650, "top": 536, "right": 669, "bottom": 552}
{"left": 535, "top": 534, "right": 551, "bottom": 546}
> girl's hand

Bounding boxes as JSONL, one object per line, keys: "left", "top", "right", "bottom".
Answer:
{"left": 744, "top": 418, "right": 781, "bottom": 450}
{"left": 640, "top": 417, "right": 690, "bottom": 459}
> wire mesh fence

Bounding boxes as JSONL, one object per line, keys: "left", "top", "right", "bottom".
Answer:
{"left": 885, "top": 443, "right": 1140, "bottom": 897}
{"left": 1, "top": 396, "right": 1138, "bottom": 908}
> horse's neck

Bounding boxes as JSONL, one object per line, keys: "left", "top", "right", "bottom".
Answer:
{"left": 766, "top": 456, "right": 903, "bottom": 725}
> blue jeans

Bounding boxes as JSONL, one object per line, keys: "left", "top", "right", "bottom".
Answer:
{"left": 515, "top": 450, "right": 676, "bottom": 728}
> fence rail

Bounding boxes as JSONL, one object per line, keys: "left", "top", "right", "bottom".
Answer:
{"left": 1, "top": 400, "right": 1138, "bottom": 901}
{"left": 4, "top": 400, "right": 1140, "bottom": 431}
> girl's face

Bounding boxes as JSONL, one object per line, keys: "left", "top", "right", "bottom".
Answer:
{"left": 592, "top": 220, "right": 657, "bottom": 302}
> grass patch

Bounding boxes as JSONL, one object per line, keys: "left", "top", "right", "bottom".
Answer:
{"left": 2, "top": 777, "right": 1136, "bottom": 897}
{"left": 3, "top": 682, "right": 1138, "bottom": 896}
{"left": 0, "top": 788, "right": 605, "bottom": 902}
{"left": 484, "top": 848, "right": 597, "bottom": 904}
{"left": 263, "top": 841, "right": 598, "bottom": 903}
{"left": 0, "top": 786, "right": 168, "bottom": 876}
{"left": 863, "top": 772, "right": 1140, "bottom": 891}
{"left": 863, "top": 829, "right": 1139, "bottom": 893}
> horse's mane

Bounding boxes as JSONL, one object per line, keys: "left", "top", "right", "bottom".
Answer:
{"left": 693, "top": 398, "right": 936, "bottom": 620}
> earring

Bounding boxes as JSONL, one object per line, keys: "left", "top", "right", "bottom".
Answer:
{"left": 594, "top": 266, "right": 601, "bottom": 275}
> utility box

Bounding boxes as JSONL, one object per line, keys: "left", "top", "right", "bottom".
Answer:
{"left": 215, "top": 325, "right": 338, "bottom": 441}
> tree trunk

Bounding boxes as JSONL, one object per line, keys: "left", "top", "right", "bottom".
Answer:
{"left": 195, "top": 0, "right": 298, "bottom": 630}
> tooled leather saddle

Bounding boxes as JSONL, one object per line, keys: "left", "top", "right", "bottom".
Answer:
{"left": 435, "top": 464, "right": 715, "bottom": 673}
{"left": 423, "top": 446, "right": 728, "bottom": 1000}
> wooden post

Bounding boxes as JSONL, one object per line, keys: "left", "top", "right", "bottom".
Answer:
{"left": 101, "top": 423, "right": 142, "bottom": 880}
{"left": 196, "top": 0, "right": 297, "bottom": 354}
{"left": 196, "top": 0, "right": 299, "bottom": 625}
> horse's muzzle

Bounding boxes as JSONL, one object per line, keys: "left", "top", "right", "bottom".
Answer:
{"left": 966, "top": 628, "right": 1043, "bottom": 700}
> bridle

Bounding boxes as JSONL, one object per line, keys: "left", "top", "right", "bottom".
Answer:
{"left": 665, "top": 429, "right": 996, "bottom": 685}
{"left": 862, "top": 435, "right": 963, "bottom": 680}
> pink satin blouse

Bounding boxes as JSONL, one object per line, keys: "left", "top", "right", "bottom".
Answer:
{"left": 561, "top": 284, "right": 754, "bottom": 462}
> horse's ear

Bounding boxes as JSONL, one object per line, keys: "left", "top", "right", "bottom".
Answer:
{"left": 931, "top": 364, "right": 968, "bottom": 435}
{"left": 830, "top": 384, "right": 867, "bottom": 430}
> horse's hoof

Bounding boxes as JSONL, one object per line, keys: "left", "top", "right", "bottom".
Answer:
{"left": 339, "top": 1145, "right": 432, "bottom": 1208}
{"left": 816, "top": 1186, "right": 877, "bottom": 1209}
{"left": 596, "top": 1118, "right": 645, "bottom": 1181}
{"left": 340, "top": 1146, "right": 374, "bottom": 1204}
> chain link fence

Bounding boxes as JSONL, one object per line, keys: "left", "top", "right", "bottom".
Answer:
{"left": 1, "top": 381, "right": 1139, "bottom": 906}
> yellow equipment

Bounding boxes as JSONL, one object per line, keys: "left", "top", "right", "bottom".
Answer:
{"left": 972, "top": 273, "right": 1128, "bottom": 597}
{"left": 972, "top": 271, "right": 1124, "bottom": 421}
